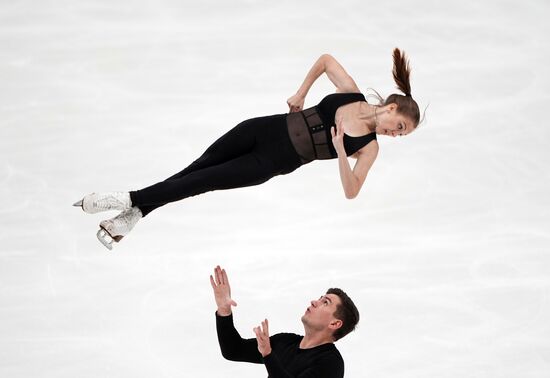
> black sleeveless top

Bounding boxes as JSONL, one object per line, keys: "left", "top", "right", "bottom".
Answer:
{"left": 286, "top": 93, "right": 377, "bottom": 163}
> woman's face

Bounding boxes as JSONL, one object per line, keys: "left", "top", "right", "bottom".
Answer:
{"left": 376, "top": 104, "right": 415, "bottom": 137}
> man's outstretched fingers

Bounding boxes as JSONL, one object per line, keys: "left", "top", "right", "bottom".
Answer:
{"left": 209, "top": 274, "right": 216, "bottom": 289}
{"left": 215, "top": 266, "right": 222, "bottom": 286}
{"left": 222, "top": 269, "right": 229, "bottom": 286}
{"left": 264, "top": 319, "right": 269, "bottom": 336}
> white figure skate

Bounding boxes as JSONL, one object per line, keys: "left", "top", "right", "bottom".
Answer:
{"left": 73, "top": 192, "right": 131, "bottom": 214}
{"left": 96, "top": 207, "right": 143, "bottom": 250}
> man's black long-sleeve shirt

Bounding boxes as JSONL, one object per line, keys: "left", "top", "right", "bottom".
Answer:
{"left": 216, "top": 313, "right": 344, "bottom": 378}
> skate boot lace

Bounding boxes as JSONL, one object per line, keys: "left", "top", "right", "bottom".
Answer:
{"left": 88, "top": 192, "right": 130, "bottom": 212}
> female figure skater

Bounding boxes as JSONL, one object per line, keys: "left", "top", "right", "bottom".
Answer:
{"left": 75, "top": 49, "right": 421, "bottom": 249}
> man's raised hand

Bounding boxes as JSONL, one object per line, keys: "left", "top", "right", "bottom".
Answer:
{"left": 210, "top": 265, "right": 237, "bottom": 316}
{"left": 253, "top": 319, "right": 272, "bottom": 357}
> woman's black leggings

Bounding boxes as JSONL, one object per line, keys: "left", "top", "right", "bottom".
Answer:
{"left": 130, "top": 114, "right": 302, "bottom": 217}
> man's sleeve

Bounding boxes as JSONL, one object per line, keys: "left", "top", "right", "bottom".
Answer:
{"left": 215, "top": 312, "right": 263, "bottom": 363}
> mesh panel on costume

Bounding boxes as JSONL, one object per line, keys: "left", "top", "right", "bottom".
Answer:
{"left": 286, "top": 106, "right": 335, "bottom": 163}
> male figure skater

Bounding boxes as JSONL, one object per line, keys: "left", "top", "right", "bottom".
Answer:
{"left": 210, "top": 265, "right": 360, "bottom": 377}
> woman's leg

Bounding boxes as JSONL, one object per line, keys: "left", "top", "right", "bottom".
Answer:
{"left": 95, "top": 148, "right": 280, "bottom": 249}
{"left": 167, "top": 118, "right": 262, "bottom": 177}
{"left": 131, "top": 116, "right": 273, "bottom": 216}
{"left": 131, "top": 152, "right": 278, "bottom": 212}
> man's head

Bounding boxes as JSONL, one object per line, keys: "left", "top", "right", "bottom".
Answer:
{"left": 301, "top": 288, "right": 360, "bottom": 342}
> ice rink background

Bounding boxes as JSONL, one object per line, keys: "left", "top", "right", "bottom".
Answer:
{"left": 1, "top": 0, "right": 549, "bottom": 377}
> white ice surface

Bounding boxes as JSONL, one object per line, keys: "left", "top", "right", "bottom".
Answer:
{"left": 1, "top": 1, "right": 550, "bottom": 377}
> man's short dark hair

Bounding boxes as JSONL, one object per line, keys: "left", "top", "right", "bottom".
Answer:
{"left": 326, "top": 288, "right": 360, "bottom": 341}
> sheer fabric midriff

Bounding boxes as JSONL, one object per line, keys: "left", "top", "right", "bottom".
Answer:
{"left": 286, "top": 106, "right": 334, "bottom": 164}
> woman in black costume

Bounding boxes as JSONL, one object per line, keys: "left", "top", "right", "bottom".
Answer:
{"left": 75, "top": 48, "right": 421, "bottom": 249}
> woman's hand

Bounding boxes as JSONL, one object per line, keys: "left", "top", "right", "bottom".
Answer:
{"left": 210, "top": 265, "right": 237, "bottom": 316}
{"left": 253, "top": 319, "right": 272, "bottom": 357}
{"left": 331, "top": 118, "right": 346, "bottom": 156}
{"left": 287, "top": 94, "right": 305, "bottom": 113}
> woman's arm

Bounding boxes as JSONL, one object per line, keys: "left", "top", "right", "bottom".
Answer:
{"left": 336, "top": 146, "right": 378, "bottom": 199}
{"left": 287, "top": 54, "right": 360, "bottom": 112}
{"left": 331, "top": 120, "right": 378, "bottom": 199}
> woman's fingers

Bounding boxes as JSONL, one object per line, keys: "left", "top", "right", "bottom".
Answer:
{"left": 287, "top": 98, "right": 295, "bottom": 111}
{"left": 336, "top": 119, "right": 344, "bottom": 135}
{"left": 287, "top": 95, "right": 304, "bottom": 113}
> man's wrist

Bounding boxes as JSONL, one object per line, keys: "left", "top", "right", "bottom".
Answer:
{"left": 216, "top": 308, "right": 232, "bottom": 317}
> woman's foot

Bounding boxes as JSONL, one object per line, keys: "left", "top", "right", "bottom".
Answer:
{"left": 73, "top": 192, "right": 131, "bottom": 214}
{"left": 96, "top": 207, "right": 143, "bottom": 250}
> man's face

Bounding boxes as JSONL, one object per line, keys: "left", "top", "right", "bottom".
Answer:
{"left": 301, "top": 293, "right": 342, "bottom": 333}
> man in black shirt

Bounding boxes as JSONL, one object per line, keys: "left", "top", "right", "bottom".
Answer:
{"left": 210, "top": 265, "right": 360, "bottom": 377}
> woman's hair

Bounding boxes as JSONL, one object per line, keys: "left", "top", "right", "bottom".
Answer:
{"left": 383, "top": 48, "right": 421, "bottom": 127}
